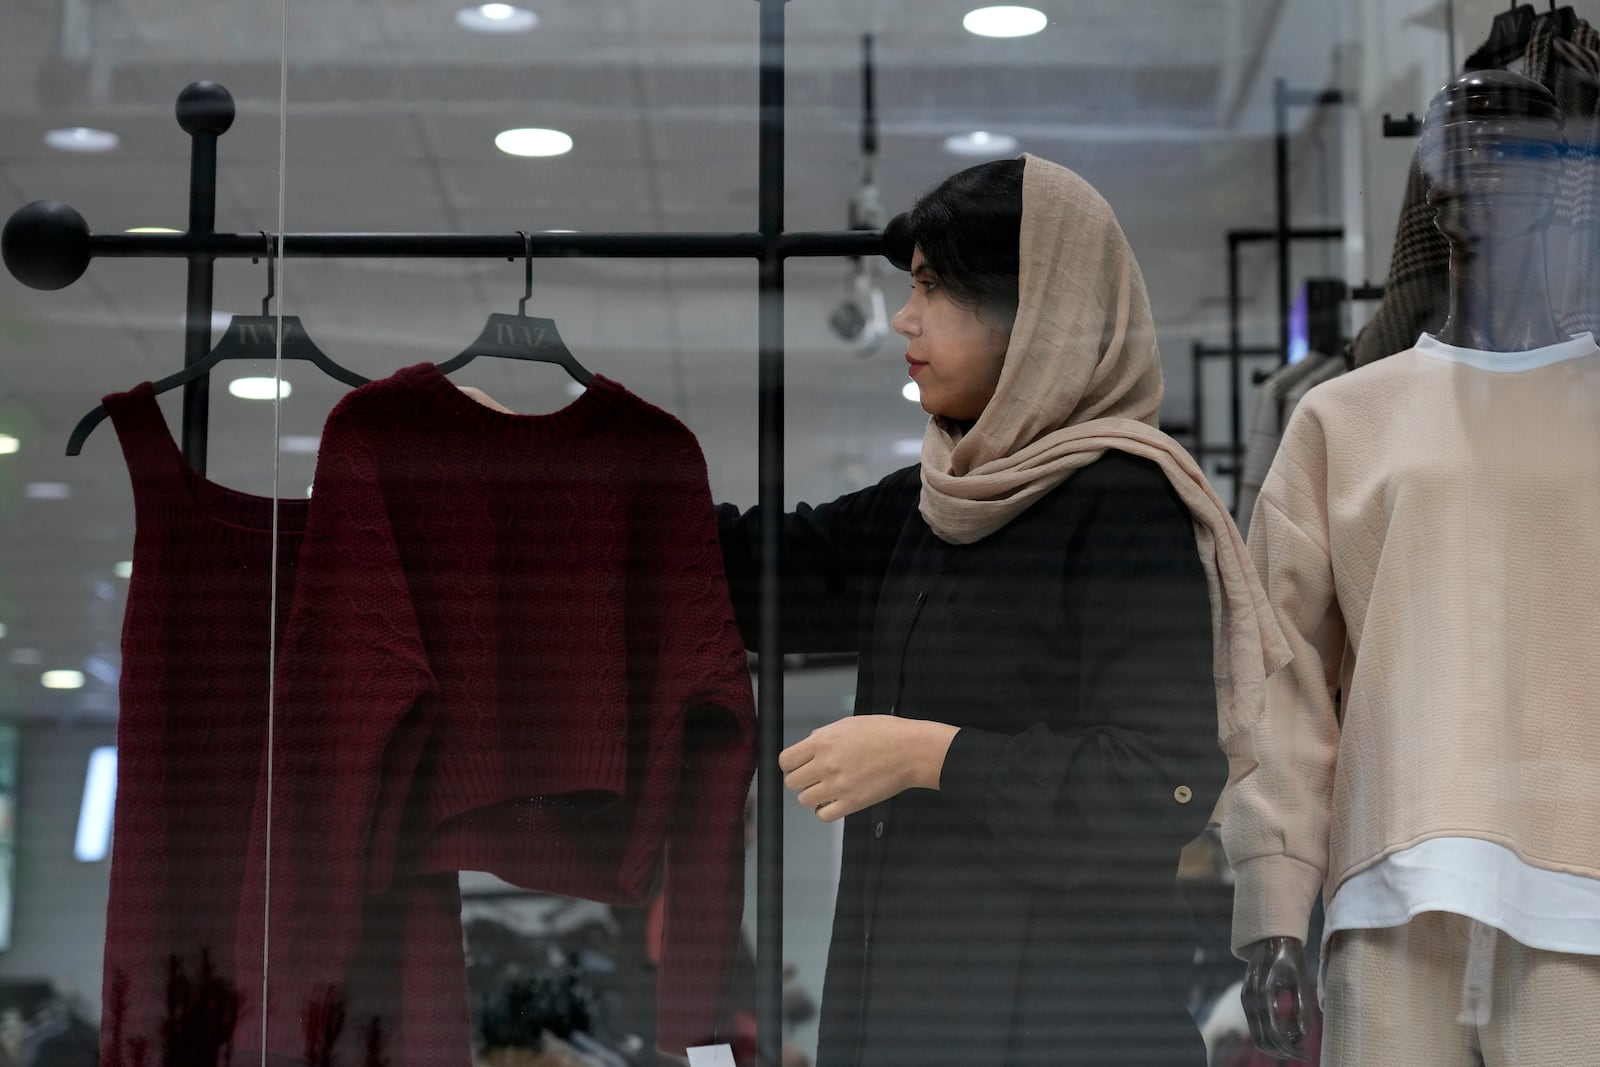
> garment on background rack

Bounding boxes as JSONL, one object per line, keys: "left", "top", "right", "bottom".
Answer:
{"left": 233, "top": 363, "right": 756, "bottom": 1067}
{"left": 1236, "top": 352, "right": 1337, "bottom": 525}
{"left": 1351, "top": 16, "right": 1600, "bottom": 366}
{"left": 96, "top": 385, "right": 309, "bottom": 1067}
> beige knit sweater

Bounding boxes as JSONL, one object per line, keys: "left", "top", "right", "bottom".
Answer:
{"left": 1222, "top": 336, "right": 1600, "bottom": 955}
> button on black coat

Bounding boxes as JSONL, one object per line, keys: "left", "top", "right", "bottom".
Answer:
{"left": 717, "top": 453, "right": 1224, "bottom": 1067}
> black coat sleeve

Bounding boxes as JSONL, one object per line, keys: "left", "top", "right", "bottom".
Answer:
{"left": 936, "top": 458, "right": 1225, "bottom": 891}
{"left": 715, "top": 465, "right": 919, "bottom": 654}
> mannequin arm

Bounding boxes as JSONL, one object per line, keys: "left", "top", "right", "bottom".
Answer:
{"left": 1241, "top": 936, "right": 1312, "bottom": 1062}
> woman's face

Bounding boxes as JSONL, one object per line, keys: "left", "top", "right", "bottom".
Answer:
{"left": 892, "top": 247, "right": 1011, "bottom": 422}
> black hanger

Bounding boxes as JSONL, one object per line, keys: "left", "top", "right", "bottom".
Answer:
{"left": 67, "top": 235, "right": 368, "bottom": 455}
{"left": 1466, "top": 3, "right": 1538, "bottom": 69}
{"left": 435, "top": 231, "right": 595, "bottom": 385}
{"left": 1544, "top": 0, "right": 1579, "bottom": 39}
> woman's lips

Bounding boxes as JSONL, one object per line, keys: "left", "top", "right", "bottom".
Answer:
{"left": 906, "top": 354, "right": 927, "bottom": 378}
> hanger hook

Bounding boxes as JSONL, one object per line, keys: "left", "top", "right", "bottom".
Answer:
{"left": 260, "top": 231, "right": 277, "bottom": 316}
{"left": 518, "top": 230, "right": 533, "bottom": 317}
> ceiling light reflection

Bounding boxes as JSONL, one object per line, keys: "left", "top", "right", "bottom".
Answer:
{"left": 962, "top": 6, "right": 1048, "bottom": 38}
{"left": 456, "top": 4, "right": 539, "bottom": 32}
{"left": 944, "top": 131, "right": 1020, "bottom": 157}
{"left": 45, "top": 127, "right": 120, "bottom": 153}
{"left": 229, "top": 378, "right": 291, "bottom": 400}
{"left": 496, "top": 128, "right": 573, "bottom": 158}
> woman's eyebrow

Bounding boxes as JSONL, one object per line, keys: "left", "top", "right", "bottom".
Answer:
{"left": 912, "top": 264, "right": 937, "bottom": 280}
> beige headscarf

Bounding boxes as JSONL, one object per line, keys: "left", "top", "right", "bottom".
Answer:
{"left": 919, "top": 153, "right": 1290, "bottom": 743}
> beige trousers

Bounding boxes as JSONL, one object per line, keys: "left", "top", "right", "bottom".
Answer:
{"left": 1322, "top": 911, "right": 1600, "bottom": 1066}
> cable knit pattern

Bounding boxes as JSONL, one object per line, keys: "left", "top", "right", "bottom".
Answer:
{"left": 233, "top": 364, "right": 756, "bottom": 1064}
{"left": 98, "top": 385, "right": 309, "bottom": 1067}
{"left": 1220, "top": 340, "right": 1600, "bottom": 955}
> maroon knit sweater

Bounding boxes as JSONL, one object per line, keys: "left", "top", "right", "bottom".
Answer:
{"left": 101, "top": 385, "right": 308, "bottom": 1067}
{"left": 233, "top": 364, "right": 756, "bottom": 1065}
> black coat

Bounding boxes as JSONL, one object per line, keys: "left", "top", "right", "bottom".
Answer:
{"left": 717, "top": 452, "right": 1224, "bottom": 1067}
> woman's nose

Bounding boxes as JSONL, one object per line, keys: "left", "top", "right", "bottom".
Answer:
{"left": 892, "top": 299, "right": 916, "bottom": 338}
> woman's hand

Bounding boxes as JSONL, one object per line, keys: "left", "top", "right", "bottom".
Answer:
{"left": 779, "top": 716, "right": 959, "bottom": 822}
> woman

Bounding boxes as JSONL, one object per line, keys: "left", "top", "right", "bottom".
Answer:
{"left": 716, "top": 155, "right": 1286, "bottom": 1066}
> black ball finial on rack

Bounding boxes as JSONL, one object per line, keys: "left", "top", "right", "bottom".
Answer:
{"left": 2, "top": 200, "right": 91, "bottom": 290}
{"left": 175, "top": 81, "right": 235, "bottom": 137}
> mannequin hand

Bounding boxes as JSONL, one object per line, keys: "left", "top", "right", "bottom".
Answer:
{"left": 1241, "top": 936, "right": 1311, "bottom": 1062}
{"left": 779, "top": 716, "right": 958, "bottom": 823}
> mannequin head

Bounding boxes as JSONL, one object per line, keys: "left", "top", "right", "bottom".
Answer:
{"left": 1420, "top": 70, "right": 1566, "bottom": 246}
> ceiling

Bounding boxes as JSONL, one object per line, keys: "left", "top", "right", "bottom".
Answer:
{"left": 0, "top": 0, "right": 1346, "bottom": 721}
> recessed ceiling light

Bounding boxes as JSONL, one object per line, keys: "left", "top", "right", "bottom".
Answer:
{"left": 962, "top": 5, "right": 1048, "bottom": 37}
{"left": 45, "top": 126, "right": 120, "bottom": 153}
{"left": 113, "top": 561, "right": 133, "bottom": 579}
{"left": 25, "top": 482, "right": 71, "bottom": 500}
{"left": 126, "top": 226, "right": 182, "bottom": 234}
{"left": 280, "top": 435, "right": 320, "bottom": 454}
{"left": 229, "top": 377, "right": 291, "bottom": 400}
{"left": 456, "top": 4, "right": 538, "bottom": 32}
{"left": 0, "top": 435, "right": 18, "bottom": 455}
{"left": 0, "top": 623, "right": 8, "bottom": 640}
{"left": 902, "top": 382, "right": 921, "bottom": 403}
{"left": 496, "top": 128, "right": 573, "bottom": 158}
{"left": 42, "top": 670, "right": 85, "bottom": 690}
{"left": 944, "top": 131, "right": 1020, "bottom": 157}
{"left": 543, "top": 229, "right": 579, "bottom": 234}
{"left": 565, "top": 381, "right": 587, "bottom": 398}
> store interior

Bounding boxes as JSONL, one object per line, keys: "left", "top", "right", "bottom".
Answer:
{"left": 0, "top": 1, "right": 1561, "bottom": 1064}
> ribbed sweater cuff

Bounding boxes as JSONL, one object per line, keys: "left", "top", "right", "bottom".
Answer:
{"left": 1229, "top": 854, "right": 1324, "bottom": 957}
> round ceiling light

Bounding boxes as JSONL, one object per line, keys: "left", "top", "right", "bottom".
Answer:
{"left": 45, "top": 127, "right": 120, "bottom": 153}
{"left": 0, "top": 435, "right": 18, "bottom": 455}
{"left": 902, "top": 382, "right": 921, "bottom": 403}
{"left": 455, "top": 4, "right": 539, "bottom": 33}
{"left": 496, "top": 128, "right": 573, "bottom": 158}
{"left": 42, "top": 670, "right": 86, "bottom": 690}
{"left": 229, "top": 377, "right": 292, "bottom": 400}
{"left": 962, "top": 6, "right": 1048, "bottom": 38}
{"left": 943, "top": 130, "right": 1020, "bottom": 157}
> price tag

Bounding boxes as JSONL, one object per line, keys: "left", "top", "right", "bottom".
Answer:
{"left": 686, "top": 1045, "right": 737, "bottom": 1067}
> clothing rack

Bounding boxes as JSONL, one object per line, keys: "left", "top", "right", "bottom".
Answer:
{"left": 0, "top": 2, "right": 840, "bottom": 1058}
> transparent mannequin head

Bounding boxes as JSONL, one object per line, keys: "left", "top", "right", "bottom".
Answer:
{"left": 1421, "top": 70, "right": 1566, "bottom": 245}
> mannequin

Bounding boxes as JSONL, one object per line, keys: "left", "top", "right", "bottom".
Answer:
{"left": 1236, "top": 69, "right": 1570, "bottom": 1061}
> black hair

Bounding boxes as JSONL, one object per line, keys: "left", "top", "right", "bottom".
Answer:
{"left": 884, "top": 159, "right": 1024, "bottom": 326}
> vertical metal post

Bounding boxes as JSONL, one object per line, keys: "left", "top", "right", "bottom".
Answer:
{"left": 1191, "top": 339, "right": 1205, "bottom": 466}
{"left": 174, "top": 82, "right": 236, "bottom": 472}
{"left": 1274, "top": 77, "right": 1291, "bottom": 367}
{"left": 1227, "top": 233, "right": 1244, "bottom": 477}
{"left": 755, "top": 2, "right": 786, "bottom": 1064}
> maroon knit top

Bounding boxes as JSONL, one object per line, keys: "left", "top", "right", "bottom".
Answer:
{"left": 100, "top": 384, "right": 308, "bottom": 1067}
{"left": 233, "top": 364, "right": 756, "bottom": 1064}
